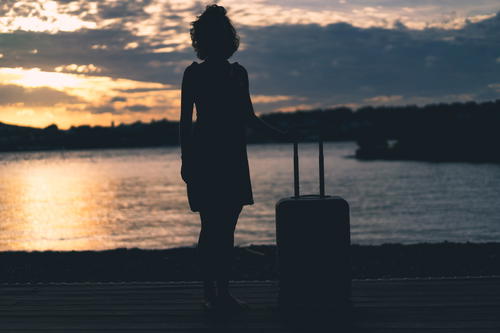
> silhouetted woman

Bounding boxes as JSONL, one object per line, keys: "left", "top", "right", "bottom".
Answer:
{"left": 180, "top": 4, "right": 289, "bottom": 311}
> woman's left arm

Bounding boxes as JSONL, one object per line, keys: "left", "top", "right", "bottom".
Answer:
{"left": 240, "top": 66, "right": 290, "bottom": 141}
{"left": 179, "top": 64, "right": 195, "bottom": 183}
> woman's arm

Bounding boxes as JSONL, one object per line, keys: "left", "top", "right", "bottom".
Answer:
{"left": 240, "top": 66, "right": 289, "bottom": 141}
{"left": 179, "top": 64, "right": 195, "bottom": 183}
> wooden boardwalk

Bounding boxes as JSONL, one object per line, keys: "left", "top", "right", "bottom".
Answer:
{"left": 1, "top": 278, "right": 499, "bottom": 332}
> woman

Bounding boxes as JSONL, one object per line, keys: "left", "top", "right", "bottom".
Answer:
{"left": 179, "top": 4, "right": 291, "bottom": 310}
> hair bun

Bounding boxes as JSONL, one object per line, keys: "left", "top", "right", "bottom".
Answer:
{"left": 204, "top": 4, "right": 227, "bottom": 17}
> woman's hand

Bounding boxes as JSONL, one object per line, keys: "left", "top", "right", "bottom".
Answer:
{"left": 181, "top": 161, "right": 192, "bottom": 183}
{"left": 180, "top": 153, "right": 194, "bottom": 183}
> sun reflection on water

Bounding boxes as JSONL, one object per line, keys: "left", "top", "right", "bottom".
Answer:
{"left": 2, "top": 162, "right": 114, "bottom": 251}
{"left": 0, "top": 148, "right": 199, "bottom": 252}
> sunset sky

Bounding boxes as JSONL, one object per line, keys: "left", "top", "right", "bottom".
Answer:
{"left": 0, "top": 0, "right": 499, "bottom": 129}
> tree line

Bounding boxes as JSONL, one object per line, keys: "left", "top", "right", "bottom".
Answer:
{"left": 0, "top": 99, "right": 499, "bottom": 162}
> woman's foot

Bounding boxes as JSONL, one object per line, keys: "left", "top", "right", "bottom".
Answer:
{"left": 202, "top": 281, "right": 217, "bottom": 311}
{"left": 202, "top": 298, "right": 216, "bottom": 311}
{"left": 216, "top": 292, "right": 249, "bottom": 312}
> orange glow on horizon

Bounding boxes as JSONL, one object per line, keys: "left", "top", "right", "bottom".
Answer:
{"left": 0, "top": 67, "right": 180, "bottom": 129}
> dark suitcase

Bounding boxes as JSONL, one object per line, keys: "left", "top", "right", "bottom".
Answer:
{"left": 276, "top": 139, "right": 351, "bottom": 309}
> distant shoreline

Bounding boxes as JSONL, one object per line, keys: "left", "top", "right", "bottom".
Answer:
{"left": 2, "top": 99, "right": 499, "bottom": 163}
{"left": 1, "top": 242, "right": 499, "bottom": 283}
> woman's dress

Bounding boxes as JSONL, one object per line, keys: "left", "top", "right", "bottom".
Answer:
{"left": 183, "top": 60, "right": 254, "bottom": 212}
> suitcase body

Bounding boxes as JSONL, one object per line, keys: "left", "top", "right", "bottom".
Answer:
{"left": 276, "top": 140, "right": 351, "bottom": 309}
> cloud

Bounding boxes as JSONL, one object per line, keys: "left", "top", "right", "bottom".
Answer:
{"left": 98, "top": 0, "right": 153, "bottom": 19}
{"left": 86, "top": 105, "right": 117, "bottom": 114}
{"left": 0, "top": 84, "right": 80, "bottom": 106}
{"left": 0, "top": 0, "right": 97, "bottom": 32}
{"left": 86, "top": 103, "right": 152, "bottom": 115}
{"left": 3, "top": 1, "right": 499, "bottom": 34}
{"left": 110, "top": 96, "right": 127, "bottom": 102}
{"left": 54, "top": 64, "right": 102, "bottom": 73}
{"left": 0, "top": 1, "right": 499, "bottom": 127}
{"left": 8, "top": 12, "right": 497, "bottom": 105}
{"left": 118, "top": 87, "right": 172, "bottom": 93}
{"left": 233, "top": 12, "right": 500, "bottom": 110}
{"left": 126, "top": 104, "right": 151, "bottom": 112}
{"left": 365, "top": 95, "right": 403, "bottom": 104}
{"left": 251, "top": 95, "right": 306, "bottom": 104}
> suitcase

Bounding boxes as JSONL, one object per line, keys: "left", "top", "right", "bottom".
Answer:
{"left": 275, "top": 139, "right": 351, "bottom": 310}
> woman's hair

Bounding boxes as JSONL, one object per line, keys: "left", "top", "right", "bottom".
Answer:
{"left": 190, "top": 4, "right": 240, "bottom": 60}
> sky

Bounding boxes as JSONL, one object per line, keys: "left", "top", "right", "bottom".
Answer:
{"left": 0, "top": 0, "right": 499, "bottom": 129}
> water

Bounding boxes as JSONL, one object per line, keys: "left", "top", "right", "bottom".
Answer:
{"left": 0, "top": 142, "right": 499, "bottom": 251}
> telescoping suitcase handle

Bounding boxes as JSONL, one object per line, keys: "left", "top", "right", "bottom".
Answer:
{"left": 293, "top": 138, "right": 325, "bottom": 198}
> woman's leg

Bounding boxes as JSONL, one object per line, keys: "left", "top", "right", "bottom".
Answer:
{"left": 215, "top": 205, "right": 243, "bottom": 296}
{"left": 199, "top": 205, "right": 243, "bottom": 300}
{"left": 198, "top": 209, "right": 218, "bottom": 302}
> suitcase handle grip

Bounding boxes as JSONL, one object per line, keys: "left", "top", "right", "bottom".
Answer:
{"left": 293, "top": 138, "right": 325, "bottom": 198}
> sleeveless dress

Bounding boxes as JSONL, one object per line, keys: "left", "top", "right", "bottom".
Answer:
{"left": 184, "top": 60, "right": 254, "bottom": 212}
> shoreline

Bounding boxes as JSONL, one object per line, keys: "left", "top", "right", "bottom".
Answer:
{"left": 1, "top": 242, "right": 500, "bottom": 283}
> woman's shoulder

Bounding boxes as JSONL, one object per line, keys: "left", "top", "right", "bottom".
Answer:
{"left": 184, "top": 61, "right": 200, "bottom": 74}
{"left": 230, "top": 61, "right": 248, "bottom": 77}
{"left": 231, "top": 61, "right": 245, "bottom": 69}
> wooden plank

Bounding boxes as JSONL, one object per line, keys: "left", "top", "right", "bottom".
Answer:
{"left": 0, "top": 278, "right": 498, "bottom": 332}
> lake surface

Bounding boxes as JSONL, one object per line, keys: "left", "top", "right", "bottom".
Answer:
{"left": 0, "top": 142, "right": 499, "bottom": 251}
